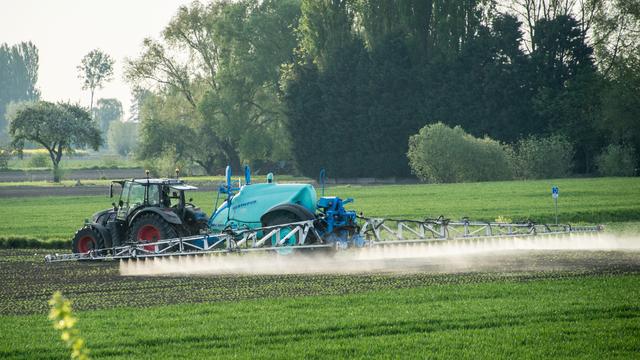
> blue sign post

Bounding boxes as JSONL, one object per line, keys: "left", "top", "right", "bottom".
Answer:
{"left": 552, "top": 186, "right": 559, "bottom": 224}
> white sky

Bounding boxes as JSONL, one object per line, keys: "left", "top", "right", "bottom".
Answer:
{"left": 0, "top": 0, "right": 194, "bottom": 119}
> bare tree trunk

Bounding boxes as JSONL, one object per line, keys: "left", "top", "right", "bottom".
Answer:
{"left": 220, "top": 141, "right": 241, "bottom": 173}
{"left": 49, "top": 145, "right": 63, "bottom": 183}
{"left": 90, "top": 88, "right": 95, "bottom": 115}
{"left": 52, "top": 161, "right": 60, "bottom": 183}
{"left": 227, "top": 151, "right": 241, "bottom": 174}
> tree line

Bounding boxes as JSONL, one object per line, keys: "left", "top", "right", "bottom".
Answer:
{"left": 4, "top": 0, "right": 638, "bottom": 180}
{"left": 0, "top": 42, "right": 39, "bottom": 143}
{"left": 283, "top": 0, "right": 640, "bottom": 177}
{"left": 124, "top": 0, "right": 639, "bottom": 178}
{"left": 1, "top": 44, "right": 139, "bottom": 179}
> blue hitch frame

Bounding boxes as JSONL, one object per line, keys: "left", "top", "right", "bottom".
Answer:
{"left": 317, "top": 196, "right": 357, "bottom": 233}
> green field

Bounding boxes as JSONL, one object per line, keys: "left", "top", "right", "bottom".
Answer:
{"left": 1, "top": 177, "right": 639, "bottom": 359}
{"left": 1, "top": 177, "right": 639, "bottom": 242}
{"left": 2, "top": 273, "right": 638, "bottom": 359}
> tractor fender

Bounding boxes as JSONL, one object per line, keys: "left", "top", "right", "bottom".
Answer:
{"left": 91, "top": 208, "right": 114, "bottom": 226}
{"left": 128, "top": 208, "right": 183, "bottom": 227}
{"left": 86, "top": 222, "right": 113, "bottom": 249}
{"left": 260, "top": 203, "right": 316, "bottom": 225}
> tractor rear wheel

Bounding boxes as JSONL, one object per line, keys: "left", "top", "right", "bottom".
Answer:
{"left": 72, "top": 227, "right": 105, "bottom": 254}
{"left": 128, "top": 213, "right": 178, "bottom": 252}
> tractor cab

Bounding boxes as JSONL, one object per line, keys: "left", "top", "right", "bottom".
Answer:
{"left": 72, "top": 175, "right": 209, "bottom": 255}
{"left": 110, "top": 179, "right": 199, "bottom": 221}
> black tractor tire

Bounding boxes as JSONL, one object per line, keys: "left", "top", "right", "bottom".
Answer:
{"left": 189, "top": 220, "right": 209, "bottom": 236}
{"left": 262, "top": 213, "right": 300, "bottom": 228}
{"left": 72, "top": 226, "right": 105, "bottom": 254}
{"left": 175, "top": 224, "right": 190, "bottom": 238}
{"left": 128, "top": 213, "right": 178, "bottom": 251}
{"left": 106, "top": 220, "right": 125, "bottom": 247}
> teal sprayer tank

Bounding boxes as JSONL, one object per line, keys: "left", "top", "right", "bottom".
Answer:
{"left": 208, "top": 166, "right": 316, "bottom": 233}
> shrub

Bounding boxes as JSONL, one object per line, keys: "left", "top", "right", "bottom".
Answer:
{"left": 28, "top": 153, "right": 50, "bottom": 168}
{"left": 407, "top": 122, "right": 513, "bottom": 183}
{"left": 511, "top": 135, "right": 574, "bottom": 179}
{"left": 596, "top": 144, "right": 637, "bottom": 177}
{"left": 0, "top": 148, "right": 10, "bottom": 169}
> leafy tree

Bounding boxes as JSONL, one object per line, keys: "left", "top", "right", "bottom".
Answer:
{"left": 0, "top": 147, "right": 10, "bottom": 169}
{"left": 127, "top": 0, "right": 300, "bottom": 173}
{"left": 127, "top": 87, "right": 151, "bottom": 123}
{"left": 530, "top": 15, "right": 603, "bottom": 172}
{"left": 600, "top": 59, "right": 640, "bottom": 169}
{"left": 354, "top": 0, "right": 431, "bottom": 61}
{"left": 426, "top": 13, "right": 535, "bottom": 143}
{"left": 93, "top": 98, "right": 123, "bottom": 134}
{"left": 0, "top": 42, "right": 39, "bottom": 142}
{"left": 136, "top": 90, "right": 223, "bottom": 174}
{"left": 284, "top": 0, "right": 508, "bottom": 177}
{"left": 124, "top": 0, "right": 640, "bottom": 178}
{"left": 591, "top": 0, "right": 640, "bottom": 75}
{"left": 511, "top": 135, "right": 575, "bottom": 179}
{"left": 9, "top": 102, "right": 102, "bottom": 182}
{"left": 531, "top": 16, "right": 595, "bottom": 92}
{"left": 77, "top": 49, "right": 114, "bottom": 112}
{"left": 284, "top": 0, "right": 373, "bottom": 177}
{"left": 502, "top": 0, "right": 602, "bottom": 54}
{"left": 107, "top": 121, "right": 138, "bottom": 156}
{"left": 596, "top": 143, "right": 637, "bottom": 176}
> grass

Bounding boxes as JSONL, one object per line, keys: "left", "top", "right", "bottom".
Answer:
{"left": 332, "top": 177, "right": 640, "bottom": 223}
{"left": 0, "top": 177, "right": 639, "bottom": 358}
{"left": 5, "top": 152, "right": 141, "bottom": 171}
{"left": 0, "top": 274, "right": 638, "bottom": 359}
{"left": 1, "top": 177, "right": 639, "bottom": 243}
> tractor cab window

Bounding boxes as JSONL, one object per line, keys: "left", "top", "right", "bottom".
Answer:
{"left": 148, "top": 185, "right": 160, "bottom": 206}
{"left": 128, "top": 183, "right": 145, "bottom": 207}
{"left": 119, "top": 181, "right": 131, "bottom": 204}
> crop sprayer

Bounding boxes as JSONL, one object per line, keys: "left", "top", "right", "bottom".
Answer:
{"left": 45, "top": 166, "right": 603, "bottom": 263}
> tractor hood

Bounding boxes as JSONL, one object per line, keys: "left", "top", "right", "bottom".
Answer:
{"left": 208, "top": 183, "right": 316, "bottom": 232}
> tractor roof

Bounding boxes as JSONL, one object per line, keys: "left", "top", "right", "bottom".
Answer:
{"left": 113, "top": 178, "right": 198, "bottom": 190}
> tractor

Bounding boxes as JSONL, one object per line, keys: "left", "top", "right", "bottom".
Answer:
{"left": 71, "top": 176, "right": 208, "bottom": 254}
{"left": 49, "top": 165, "right": 602, "bottom": 262}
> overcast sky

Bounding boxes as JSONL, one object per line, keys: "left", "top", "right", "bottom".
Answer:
{"left": 1, "top": 0, "right": 193, "bottom": 119}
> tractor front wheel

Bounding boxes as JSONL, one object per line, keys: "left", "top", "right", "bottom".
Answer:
{"left": 128, "top": 213, "right": 178, "bottom": 252}
{"left": 72, "top": 227, "right": 105, "bottom": 254}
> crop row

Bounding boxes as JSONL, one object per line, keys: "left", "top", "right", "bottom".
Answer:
{"left": 1, "top": 249, "right": 640, "bottom": 316}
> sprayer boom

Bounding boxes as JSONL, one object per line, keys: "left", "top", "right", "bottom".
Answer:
{"left": 44, "top": 217, "right": 602, "bottom": 262}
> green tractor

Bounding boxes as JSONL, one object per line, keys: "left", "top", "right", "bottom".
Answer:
{"left": 72, "top": 177, "right": 208, "bottom": 254}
